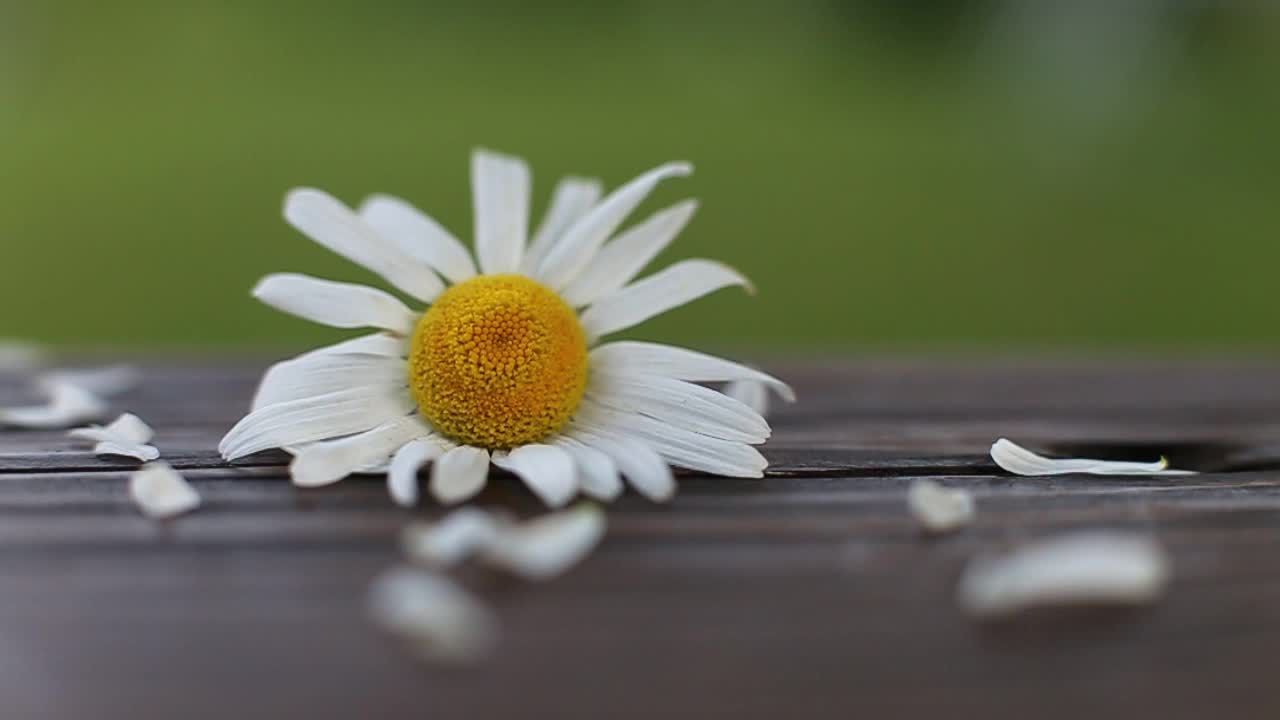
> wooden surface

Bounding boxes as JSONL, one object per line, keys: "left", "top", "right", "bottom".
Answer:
{"left": 3, "top": 356, "right": 1280, "bottom": 719}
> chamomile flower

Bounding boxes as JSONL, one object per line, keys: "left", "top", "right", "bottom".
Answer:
{"left": 220, "top": 149, "right": 793, "bottom": 507}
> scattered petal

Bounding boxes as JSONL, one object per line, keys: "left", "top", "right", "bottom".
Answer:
{"left": 41, "top": 365, "right": 140, "bottom": 397}
{"left": 957, "top": 532, "right": 1171, "bottom": 618}
{"left": 129, "top": 463, "right": 202, "bottom": 519}
{"left": 0, "top": 379, "right": 107, "bottom": 429}
{"left": 70, "top": 413, "right": 158, "bottom": 461}
{"left": 367, "top": 567, "right": 499, "bottom": 664}
{"left": 484, "top": 504, "right": 607, "bottom": 580}
{"left": 0, "top": 340, "right": 45, "bottom": 371}
{"left": 401, "top": 508, "right": 506, "bottom": 566}
{"left": 991, "top": 438, "right": 1196, "bottom": 477}
{"left": 907, "top": 479, "right": 975, "bottom": 533}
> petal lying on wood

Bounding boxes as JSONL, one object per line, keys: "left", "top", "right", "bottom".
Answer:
{"left": 956, "top": 532, "right": 1170, "bottom": 618}
{"left": 129, "top": 463, "right": 202, "bottom": 519}
{"left": 366, "top": 567, "right": 499, "bottom": 664}
{"left": 69, "top": 413, "right": 160, "bottom": 461}
{"left": 0, "top": 380, "right": 108, "bottom": 429}
{"left": 400, "top": 504, "right": 606, "bottom": 581}
{"left": 990, "top": 438, "right": 1196, "bottom": 477}
{"left": 907, "top": 479, "right": 975, "bottom": 533}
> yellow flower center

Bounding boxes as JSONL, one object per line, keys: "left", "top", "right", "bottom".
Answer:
{"left": 408, "top": 274, "right": 588, "bottom": 449}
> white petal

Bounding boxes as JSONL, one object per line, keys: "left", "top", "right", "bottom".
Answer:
{"left": 588, "top": 371, "right": 769, "bottom": 443}
{"left": 537, "top": 162, "right": 692, "bottom": 290}
{"left": 560, "top": 200, "right": 698, "bottom": 307}
{"left": 724, "top": 379, "right": 771, "bottom": 418}
{"left": 220, "top": 386, "right": 417, "bottom": 461}
{"left": 591, "top": 341, "right": 795, "bottom": 402}
{"left": 430, "top": 445, "right": 490, "bottom": 504}
{"left": 990, "top": 439, "right": 1196, "bottom": 477}
{"left": 129, "top": 463, "right": 201, "bottom": 519}
{"left": 284, "top": 188, "right": 444, "bottom": 302}
{"left": 0, "top": 340, "right": 45, "bottom": 371}
{"left": 522, "top": 177, "right": 603, "bottom": 274}
{"left": 553, "top": 436, "right": 623, "bottom": 501}
{"left": 388, "top": 438, "right": 449, "bottom": 508}
{"left": 297, "top": 333, "right": 408, "bottom": 360}
{"left": 358, "top": 194, "right": 477, "bottom": 284}
{"left": 41, "top": 365, "right": 140, "bottom": 397}
{"left": 580, "top": 260, "right": 752, "bottom": 341}
{"left": 484, "top": 504, "right": 606, "bottom": 580}
{"left": 575, "top": 400, "right": 767, "bottom": 478}
{"left": 907, "top": 480, "right": 975, "bottom": 533}
{"left": 957, "top": 532, "right": 1171, "bottom": 618}
{"left": 366, "top": 568, "right": 498, "bottom": 664}
{"left": 69, "top": 412, "right": 154, "bottom": 445}
{"left": 252, "top": 351, "right": 406, "bottom": 411}
{"left": 492, "top": 444, "right": 577, "bottom": 508}
{"left": 568, "top": 429, "right": 674, "bottom": 502}
{"left": 0, "top": 380, "right": 107, "bottom": 429}
{"left": 290, "top": 415, "right": 428, "bottom": 488}
{"left": 252, "top": 274, "right": 418, "bottom": 334}
{"left": 471, "top": 149, "right": 530, "bottom": 275}
{"left": 401, "top": 508, "right": 505, "bottom": 566}
{"left": 95, "top": 440, "right": 161, "bottom": 462}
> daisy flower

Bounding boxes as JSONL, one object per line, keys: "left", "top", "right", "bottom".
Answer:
{"left": 220, "top": 149, "right": 793, "bottom": 507}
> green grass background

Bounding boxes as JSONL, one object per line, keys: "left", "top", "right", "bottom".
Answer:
{"left": 2, "top": 1, "right": 1278, "bottom": 350}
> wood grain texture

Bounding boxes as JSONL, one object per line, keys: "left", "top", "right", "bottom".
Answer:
{"left": 2, "top": 355, "right": 1279, "bottom": 719}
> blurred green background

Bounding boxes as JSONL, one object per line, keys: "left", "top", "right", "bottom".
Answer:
{"left": 2, "top": 0, "right": 1278, "bottom": 350}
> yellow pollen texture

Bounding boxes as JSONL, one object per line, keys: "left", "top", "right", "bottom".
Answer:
{"left": 409, "top": 274, "right": 588, "bottom": 449}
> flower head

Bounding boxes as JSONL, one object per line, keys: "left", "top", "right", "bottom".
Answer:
{"left": 221, "top": 149, "right": 792, "bottom": 506}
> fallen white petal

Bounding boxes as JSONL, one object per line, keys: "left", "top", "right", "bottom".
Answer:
{"left": 41, "top": 365, "right": 140, "bottom": 397}
{"left": 580, "top": 259, "right": 752, "bottom": 341}
{"left": 401, "top": 508, "right": 506, "bottom": 566}
{"left": 957, "top": 532, "right": 1171, "bottom": 618}
{"left": 0, "top": 340, "right": 45, "bottom": 371}
{"left": 907, "top": 479, "right": 975, "bottom": 533}
{"left": 367, "top": 568, "right": 498, "bottom": 664}
{"left": 401, "top": 504, "right": 606, "bottom": 581}
{"left": 484, "top": 504, "right": 607, "bottom": 580}
{"left": 724, "top": 378, "right": 771, "bottom": 418}
{"left": 69, "top": 412, "right": 154, "bottom": 444}
{"left": 991, "top": 438, "right": 1196, "bottom": 477}
{"left": 129, "top": 463, "right": 202, "bottom": 519}
{"left": 0, "top": 380, "right": 107, "bottom": 429}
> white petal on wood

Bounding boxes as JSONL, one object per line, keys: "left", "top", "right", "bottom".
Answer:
{"left": 907, "top": 479, "right": 975, "bottom": 534}
{"left": 284, "top": 188, "right": 444, "bottom": 302}
{"left": 561, "top": 200, "right": 698, "bottom": 307}
{"left": 0, "top": 340, "right": 45, "bottom": 370}
{"left": 0, "top": 380, "right": 107, "bottom": 429}
{"left": 471, "top": 149, "right": 531, "bottom": 275}
{"left": 430, "top": 445, "right": 490, "bottom": 505}
{"left": 990, "top": 438, "right": 1196, "bottom": 477}
{"left": 41, "top": 365, "right": 140, "bottom": 397}
{"left": 129, "top": 463, "right": 201, "bottom": 519}
{"left": 484, "top": 504, "right": 606, "bottom": 580}
{"left": 537, "top": 162, "right": 692, "bottom": 290}
{"left": 522, "top": 177, "right": 603, "bottom": 274}
{"left": 956, "top": 532, "right": 1171, "bottom": 618}
{"left": 491, "top": 444, "right": 577, "bottom": 508}
{"left": 253, "top": 274, "right": 418, "bottom": 334}
{"left": 290, "top": 415, "right": 428, "bottom": 488}
{"left": 388, "top": 438, "right": 449, "bottom": 508}
{"left": 358, "top": 194, "right": 478, "bottom": 284}
{"left": 69, "top": 412, "right": 154, "bottom": 445}
{"left": 587, "top": 371, "right": 770, "bottom": 444}
{"left": 580, "top": 259, "right": 751, "bottom": 340}
{"left": 724, "top": 379, "right": 771, "bottom": 418}
{"left": 553, "top": 436, "right": 623, "bottom": 502}
{"left": 591, "top": 341, "right": 795, "bottom": 402}
{"left": 401, "top": 508, "right": 505, "bottom": 567}
{"left": 366, "top": 567, "right": 499, "bottom": 664}
{"left": 93, "top": 440, "right": 161, "bottom": 462}
{"left": 219, "top": 386, "right": 417, "bottom": 461}
{"left": 574, "top": 400, "right": 767, "bottom": 478}
{"left": 252, "top": 351, "right": 406, "bottom": 411}
{"left": 567, "top": 428, "right": 675, "bottom": 502}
